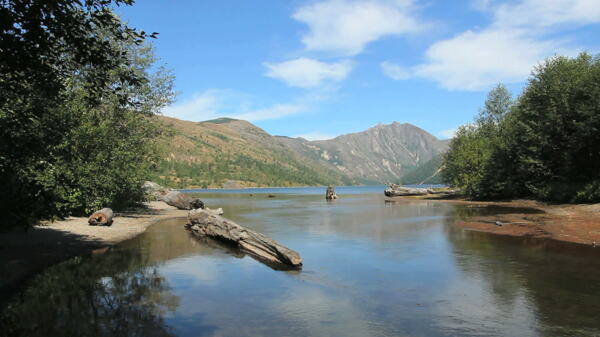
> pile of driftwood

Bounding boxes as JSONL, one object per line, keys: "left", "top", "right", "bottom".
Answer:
{"left": 384, "top": 184, "right": 460, "bottom": 197}
{"left": 88, "top": 181, "right": 303, "bottom": 269}
{"left": 186, "top": 209, "right": 303, "bottom": 268}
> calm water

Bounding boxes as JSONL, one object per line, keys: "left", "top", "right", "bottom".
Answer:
{"left": 3, "top": 187, "right": 600, "bottom": 337}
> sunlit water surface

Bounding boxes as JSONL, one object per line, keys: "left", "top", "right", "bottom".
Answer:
{"left": 3, "top": 186, "right": 600, "bottom": 337}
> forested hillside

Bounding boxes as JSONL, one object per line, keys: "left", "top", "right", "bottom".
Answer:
{"left": 151, "top": 117, "right": 351, "bottom": 188}
{"left": 443, "top": 53, "right": 600, "bottom": 203}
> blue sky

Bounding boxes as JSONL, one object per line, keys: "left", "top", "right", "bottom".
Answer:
{"left": 118, "top": 0, "right": 600, "bottom": 140}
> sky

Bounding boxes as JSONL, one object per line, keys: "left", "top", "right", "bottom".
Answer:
{"left": 117, "top": 0, "right": 600, "bottom": 140}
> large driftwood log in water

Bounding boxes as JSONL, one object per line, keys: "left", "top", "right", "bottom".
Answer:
{"left": 161, "top": 191, "right": 204, "bottom": 210}
{"left": 185, "top": 209, "right": 302, "bottom": 268}
{"left": 384, "top": 185, "right": 430, "bottom": 197}
{"left": 384, "top": 184, "right": 461, "bottom": 197}
{"left": 88, "top": 208, "right": 114, "bottom": 226}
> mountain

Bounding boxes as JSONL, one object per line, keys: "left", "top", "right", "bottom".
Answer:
{"left": 400, "top": 154, "right": 445, "bottom": 184}
{"left": 279, "top": 122, "right": 448, "bottom": 184}
{"left": 151, "top": 116, "right": 448, "bottom": 188}
{"left": 151, "top": 116, "right": 351, "bottom": 188}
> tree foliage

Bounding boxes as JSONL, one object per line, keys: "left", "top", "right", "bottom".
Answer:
{"left": 443, "top": 53, "right": 600, "bottom": 203}
{"left": 0, "top": 0, "right": 173, "bottom": 229}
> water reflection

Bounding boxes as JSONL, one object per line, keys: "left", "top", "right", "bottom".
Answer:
{"left": 3, "top": 190, "right": 600, "bottom": 336}
{"left": 444, "top": 226, "right": 600, "bottom": 337}
{"left": 1, "top": 248, "right": 184, "bottom": 337}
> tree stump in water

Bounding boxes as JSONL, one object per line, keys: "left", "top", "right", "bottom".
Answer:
{"left": 326, "top": 185, "right": 338, "bottom": 200}
{"left": 88, "top": 208, "right": 114, "bottom": 226}
{"left": 161, "top": 191, "right": 204, "bottom": 210}
{"left": 186, "top": 209, "right": 302, "bottom": 268}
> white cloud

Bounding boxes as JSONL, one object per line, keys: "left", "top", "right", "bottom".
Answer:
{"left": 438, "top": 128, "right": 457, "bottom": 139}
{"left": 413, "top": 28, "right": 559, "bottom": 90}
{"left": 235, "top": 104, "right": 305, "bottom": 121}
{"left": 264, "top": 58, "right": 353, "bottom": 88}
{"left": 162, "top": 89, "right": 306, "bottom": 122}
{"left": 494, "top": 0, "right": 600, "bottom": 29}
{"left": 380, "top": 60, "right": 412, "bottom": 80}
{"left": 162, "top": 89, "right": 224, "bottom": 121}
{"left": 292, "top": 0, "right": 423, "bottom": 56}
{"left": 411, "top": 0, "right": 599, "bottom": 91}
{"left": 293, "top": 131, "right": 337, "bottom": 141}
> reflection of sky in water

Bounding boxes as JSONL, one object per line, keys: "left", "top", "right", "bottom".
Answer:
{"left": 143, "top": 190, "right": 600, "bottom": 336}
{"left": 8, "top": 187, "right": 600, "bottom": 337}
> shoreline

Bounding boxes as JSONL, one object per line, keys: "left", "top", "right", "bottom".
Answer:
{"left": 0, "top": 201, "right": 188, "bottom": 302}
{"left": 387, "top": 195, "right": 600, "bottom": 247}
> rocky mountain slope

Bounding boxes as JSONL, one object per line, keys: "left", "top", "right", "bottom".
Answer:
{"left": 152, "top": 116, "right": 448, "bottom": 188}
{"left": 279, "top": 122, "right": 448, "bottom": 184}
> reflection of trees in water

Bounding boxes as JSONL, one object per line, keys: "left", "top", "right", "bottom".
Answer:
{"left": 445, "top": 225, "right": 600, "bottom": 336}
{"left": 1, "top": 249, "right": 181, "bottom": 337}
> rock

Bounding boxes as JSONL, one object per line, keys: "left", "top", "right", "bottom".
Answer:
{"left": 186, "top": 209, "right": 302, "bottom": 268}
{"left": 88, "top": 208, "right": 114, "bottom": 226}
{"left": 325, "top": 185, "right": 338, "bottom": 200}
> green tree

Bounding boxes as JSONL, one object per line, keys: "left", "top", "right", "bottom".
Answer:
{"left": 443, "top": 84, "right": 513, "bottom": 198}
{"left": 0, "top": 1, "right": 169, "bottom": 228}
{"left": 507, "top": 53, "right": 600, "bottom": 202}
{"left": 443, "top": 53, "right": 600, "bottom": 203}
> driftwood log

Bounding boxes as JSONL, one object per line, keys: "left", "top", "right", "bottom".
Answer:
{"left": 325, "top": 185, "right": 338, "bottom": 200}
{"left": 185, "top": 209, "right": 302, "bottom": 268}
{"left": 161, "top": 191, "right": 204, "bottom": 210}
{"left": 88, "top": 208, "right": 114, "bottom": 226}
{"left": 384, "top": 184, "right": 460, "bottom": 197}
{"left": 384, "top": 185, "right": 430, "bottom": 197}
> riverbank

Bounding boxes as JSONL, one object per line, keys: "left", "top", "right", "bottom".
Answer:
{"left": 387, "top": 195, "right": 600, "bottom": 247}
{"left": 0, "top": 201, "right": 188, "bottom": 301}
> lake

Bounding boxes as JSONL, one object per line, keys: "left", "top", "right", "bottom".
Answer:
{"left": 3, "top": 186, "right": 600, "bottom": 337}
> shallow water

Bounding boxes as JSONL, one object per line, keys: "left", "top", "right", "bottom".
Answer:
{"left": 3, "top": 187, "right": 600, "bottom": 337}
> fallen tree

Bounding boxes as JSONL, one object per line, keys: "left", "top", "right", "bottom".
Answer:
{"left": 88, "top": 208, "right": 114, "bottom": 226}
{"left": 384, "top": 184, "right": 460, "bottom": 197}
{"left": 384, "top": 185, "right": 430, "bottom": 197}
{"left": 185, "top": 209, "right": 302, "bottom": 268}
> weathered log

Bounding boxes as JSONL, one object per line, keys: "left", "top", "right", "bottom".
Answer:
{"left": 88, "top": 208, "right": 114, "bottom": 226}
{"left": 325, "top": 185, "right": 338, "bottom": 200}
{"left": 162, "top": 191, "right": 204, "bottom": 210}
{"left": 384, "top": 185, "right": 430, "bottom": 197}
{"left": 186, "top": 209, "right": 302, "bottom": 268}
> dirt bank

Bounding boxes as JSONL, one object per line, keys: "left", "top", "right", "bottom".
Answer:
{"left": 0, "top": 201, "right": 188, "bottom": 300}
{"left": 387, "top": 195, "right": 600, "bottom": 247}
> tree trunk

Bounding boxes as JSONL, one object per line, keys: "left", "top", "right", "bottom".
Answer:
{"left": 88, "top": 208, "right": 114, "bottom": 226}
{"left": 325, "top": 185, "right": 338, "bottom": 200}
{"left": 186, "top": 209, "right": 302, "bottom": 268}
{"left": 384, "top": 185, "right": 430, "bottom": 197}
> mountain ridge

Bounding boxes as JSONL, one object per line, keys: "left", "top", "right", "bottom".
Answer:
{"left": 152, "top": 116, "right": 447, "bottom": 188}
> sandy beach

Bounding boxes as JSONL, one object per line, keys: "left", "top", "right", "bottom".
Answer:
{"left": 388, "top": 195, "right": 600, "bottom": 247}
{"left": 0, "top": 201, "right": 188, "bottom": 300}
